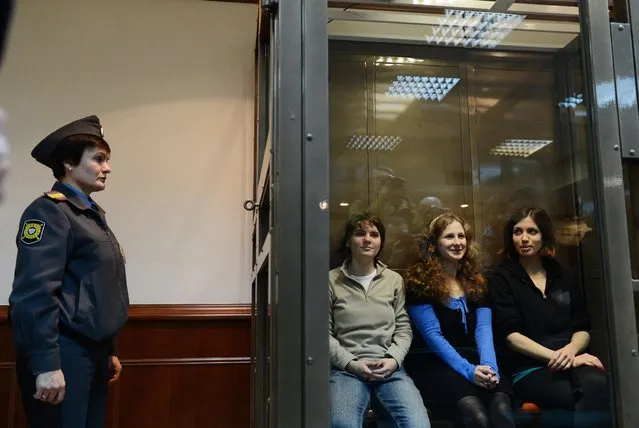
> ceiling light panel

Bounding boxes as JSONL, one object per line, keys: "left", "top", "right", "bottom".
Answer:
{"left": 375, "top": 56, "right": 425, "bottom": 65}
{"left": 426, "top": 9, "right": 525, "bottom": 49}
{"left": 386, "top": 75, "right": 461, "bottom": 101}
{"left": 558, "top": 93, "right": 583, "bottom": 108}
{"left": 347, "top": 135, "right": 403, "bottom": 151}
{"left": 489, "top": 139, "right": 552, "bottom": 158}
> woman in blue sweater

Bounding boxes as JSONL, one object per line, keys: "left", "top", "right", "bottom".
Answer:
{"left": 403, "top": 213, "right": 514, "bottom": 428}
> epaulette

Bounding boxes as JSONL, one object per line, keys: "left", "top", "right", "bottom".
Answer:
{"left": 44, "top": 191, "right": 67, "bottom": 201}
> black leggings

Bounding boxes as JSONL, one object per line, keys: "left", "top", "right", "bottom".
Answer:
{"left": 456, "top": 392, "right": 515, "bottom": 428}
{"left": 513, "top": 365, "right": 610, "bottom": 427}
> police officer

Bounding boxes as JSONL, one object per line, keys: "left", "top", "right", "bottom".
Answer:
{"left": 9, "top": 115, "right": 129, "bottom": 428}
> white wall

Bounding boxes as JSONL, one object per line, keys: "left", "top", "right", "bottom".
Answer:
{"left": 0, "top": 0, "right": 257, "bottom": 303}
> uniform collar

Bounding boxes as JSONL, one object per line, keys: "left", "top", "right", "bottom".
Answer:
{"left": 52, "top": 181, "right": 105, "bottom": 213}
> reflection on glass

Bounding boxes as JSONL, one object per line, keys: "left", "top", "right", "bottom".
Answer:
{"left": 426, "top": 9, "right": 526, "bottom": 48}
{"left": 386, "top": 75, "right": 460, "bottom": 101}
{"left": 489, "top": 139, "right": 553, "bottom": 158}
{"left": 330, "top": 49, "right": 597, "bottom": 272}
{"left": 346, "top": 135, "right": 403, "bottom": 151}
{"left": 371, "top": 61, "right": 465, "bottom": 269}
{"left": 329, "top": 59, "right": 368, "bottom": 267}
{"left": 474, "top": 66, "right": 557, "bottom": 267}
{"left": 327, "top": 0, "right": 617, "bottom": 425}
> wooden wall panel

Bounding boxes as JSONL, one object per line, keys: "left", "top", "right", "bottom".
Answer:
{"left": 0, "top": 304, "right": 251, "bottom": 428}
{"left": 167, "top": 364, "right": 250, "bottom": 428}
{"left": 119, "top": 320, "right": 249, "bottom": 359}
{"left": 0, "top": 367, "right": 13, "bottom": 426}
{"left": 116, "top": 366, "right": 173, "bottom": 428}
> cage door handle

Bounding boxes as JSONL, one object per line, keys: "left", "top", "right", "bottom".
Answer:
{"left": 243, "top": 200, "right": 260, "bottom": 211}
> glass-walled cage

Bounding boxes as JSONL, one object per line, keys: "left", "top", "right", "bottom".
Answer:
{"left": 323, "top": 1, "right": 636, "bottom": 427}
{"left": 329, "top": 44, "right": 592, "bottom": 273}
{"left": 328, "top": 4, "right": 612, "bottom": 361}
{"left": 252, "top": 0, "right": 639, "bottom": 427}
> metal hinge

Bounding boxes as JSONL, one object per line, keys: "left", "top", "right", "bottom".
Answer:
{"left": 262, "top": 0, "right": 278, "bottom": 13}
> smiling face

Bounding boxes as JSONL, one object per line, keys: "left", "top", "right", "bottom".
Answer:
{"left": 512, "top": 216, "right": 543, "bottom": 258}
{"left": 63, "top": 146, "right": 111, "bottom": 195}
{"left": 437, "top": 220, "right": 467, "bottom": 264}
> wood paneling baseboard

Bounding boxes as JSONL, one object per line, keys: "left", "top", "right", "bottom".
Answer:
{"left": 0, "top": 304, "right": 252, "bottom": 428}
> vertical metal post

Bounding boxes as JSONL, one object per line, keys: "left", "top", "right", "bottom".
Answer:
{"left": 302, "top": 0, "right": 330, "bottom": 427}
{"left": 611, "top": 24, "right": 639, "bottom": 158}
{"left": 273, "top": 0, "right": 304, "bottom": 426}
{"left": 626, "top": 0, "right": 639, "bottom": 90}
{"left": 581, "top": 1, "right": 639, "bottom": 426}
{"left": 269, "top": 0, "right": 330, "bottom": 426}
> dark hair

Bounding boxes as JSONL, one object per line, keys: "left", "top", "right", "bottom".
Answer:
{"left": 50, "top": 134, "right": 110, "bottom": 179}
{"left": 503, "top": 206, "right": 556, "bottom": 260}
{"left": 339, "top": 213, "right": 386, "bottom": 263}
{"left": 404, "top": 213, "right": 486, "bottom": 304}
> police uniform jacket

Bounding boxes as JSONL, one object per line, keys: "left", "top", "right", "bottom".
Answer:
{"left": 10, "top": 181, "right": 129, "bottom": 375}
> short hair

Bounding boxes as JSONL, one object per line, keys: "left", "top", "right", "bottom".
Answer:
{"left": 50, "top": 135, "right": 110, "bottom": 179}
{"left": 503, "top": 206, "right": 556, "bottom": 260}
{"left": 339, "top": 213, "right": 386, "bottom": 263}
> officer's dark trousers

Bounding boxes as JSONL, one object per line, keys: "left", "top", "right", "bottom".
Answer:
{"left": 16, "top": 332, "right": 110, "bottom": 428}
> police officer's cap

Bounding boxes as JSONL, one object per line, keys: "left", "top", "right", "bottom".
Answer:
{"left": 31, "top": 115, "right": 105, "bottom": 168}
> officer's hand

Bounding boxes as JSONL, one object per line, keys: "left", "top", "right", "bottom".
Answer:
{"left": 109, "top": 355, "right": 122, "bottom": 384}
{"left": 34, "top": 369, "right": 65, "bottom": 404}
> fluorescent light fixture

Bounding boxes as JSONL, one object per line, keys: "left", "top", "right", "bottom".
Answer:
{"left": 460, "top": 204, "right": 469, "bottom": 208}
{"left": 375, "top": 93, "right": 413, "bottom": 121}
{"left": 558, "top": 93, "right": 583, "bottom": 108}
{"left": 426, "top": 9, "right": 525, "bottom": 49}
{"left": 375, "top": 56, "right": 425, "bottom": 65}
{"left": 386, "top": 75, "right": 460, "bottom": 101}
{"left": 347, "top": 135, "right": 403, "bottom": 151}
{"left": 339, "top": 202, "right": 349, "bottom": 207}
{"left": 490, "top": 139, "right": 552, "bottom": 158}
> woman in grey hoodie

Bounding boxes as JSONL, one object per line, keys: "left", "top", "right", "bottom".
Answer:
{"left": 329, "top": 213, "right": 430, "bottom": 428}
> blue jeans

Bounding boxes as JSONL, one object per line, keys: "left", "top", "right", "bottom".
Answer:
{"left": 330, "top": 368, "right": 431, "bottom": 428}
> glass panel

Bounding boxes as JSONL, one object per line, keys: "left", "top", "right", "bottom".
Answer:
{"left": 370, "top": 61, "right": 466, "bottom": 270}
{"left": 624, "top": 163, "right": 639, "bottom": 279}
{"left": 561, "top": 53, "right": 612, "bottom": 369}
{"left": 258, "top": 180, "right": 271, "bottom": 251}
{"left": 256, "top": 42, "right": 270, "bottom": 192}
{"left": 327, "top": 1, "right": 616, "bottom": 425}
{"left": 253, "top": 16, "right": 275, "bottom": 428}
{"left": 329, "top": 58, "right": 369, "bottom": 267}
{"left": 474, "top": 67, "right": 556, "bottom": 267}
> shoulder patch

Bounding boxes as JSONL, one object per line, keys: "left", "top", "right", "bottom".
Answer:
{"left": 20, "top": 220, "right": 46, "bottom": 245}
{"left": 44, "top": 191, "right": 67, "bottom": 201}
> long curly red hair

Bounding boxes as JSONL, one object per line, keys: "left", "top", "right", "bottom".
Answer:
{"left": 404, "top": 213, "right": 487, "bottom": 304}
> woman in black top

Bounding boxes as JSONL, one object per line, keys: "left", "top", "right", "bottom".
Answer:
{"left": 489, "top": 206, "right": 609, "bottom": 427}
